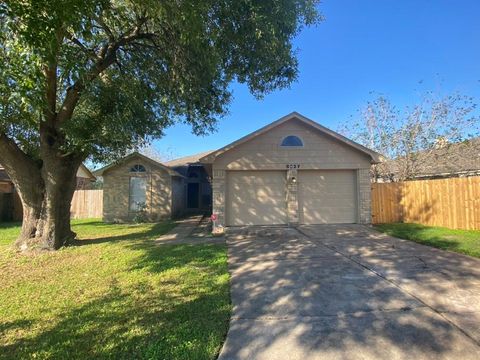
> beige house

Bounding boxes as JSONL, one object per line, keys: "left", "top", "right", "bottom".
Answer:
{"left": 200, "top": 112, "right": 381, "bottom": 227}
{"left": 97, "top": 112, "right": 380, "bottom": 225}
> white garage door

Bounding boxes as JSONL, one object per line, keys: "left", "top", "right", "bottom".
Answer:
{"left": 227, "top": 171, "right": 287, "bottom": 226}
{"left": 299, "top": 170, "right": 357, "bottom": 224}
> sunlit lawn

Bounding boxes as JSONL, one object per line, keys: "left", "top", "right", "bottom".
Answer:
{"left": 0, "top": 219, "right": 231, "bottom": 360}
{"left": 374, "top": 223, "right": 480, "bottom": 258}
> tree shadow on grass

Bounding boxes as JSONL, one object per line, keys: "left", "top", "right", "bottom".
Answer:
{"left": 0, "top": 221, "right": 22, "bottom": 230}
{"left": 0, "top": 243, "right": 231, "bottom": 360}
{"left": 71, "top": 222, "right": 176, "bottom": 246}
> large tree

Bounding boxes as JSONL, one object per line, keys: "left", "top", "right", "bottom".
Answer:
{"left": 0, "top": 0, "right": 320, "bottom": 250}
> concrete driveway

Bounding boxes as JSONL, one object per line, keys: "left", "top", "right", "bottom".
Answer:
{"left": 218, "top": 225, "right": 480, "bottom": 360}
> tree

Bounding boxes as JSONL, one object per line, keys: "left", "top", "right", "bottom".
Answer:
{"left": 0, "top": 0, "right": 321, "bottom": 250}
{"left": 339, "top": 91, "right": 479, "bottom": 182}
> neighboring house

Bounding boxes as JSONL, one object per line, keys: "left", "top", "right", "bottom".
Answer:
{"left": 75, "top": 164, "right": 98, "bottom": 189}
{"left": 98, "top": 112, "right": 381, "bottom": 225}
{"left": 378, "top": 137, "right": 480, "bottom": 182}
{"left": 0, "top": 163, "right": 96, "bottom": 193}
{"left": 0, "top": 166, "right": 13, "bottom": 193}
{"left": 0, "top": 163, "right": 96, "bottom": 221}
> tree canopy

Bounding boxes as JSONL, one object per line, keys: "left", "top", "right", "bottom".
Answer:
{"left": 1, "top": 0, "right": 321, "bottom": 163}
{"left": 0, "top": 0, "right": 321, "bottom": 250}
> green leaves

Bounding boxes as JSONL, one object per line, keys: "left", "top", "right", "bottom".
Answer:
{"left": 1, "top": 0, "right": 321, "bottom": 162}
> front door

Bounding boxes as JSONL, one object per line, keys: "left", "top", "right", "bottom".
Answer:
{"left": 187, "top": 183, "right": 200, "bottom": 209}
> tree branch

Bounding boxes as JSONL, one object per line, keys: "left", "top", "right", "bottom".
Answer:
{"left": 0, "top": 132, "right": 40, "bottom": 179}
{"left": 56, "top": 30, "right": 156, "bottom": 125}
{"left": 65, "top": 33, "right": 98, "bottom": 60}
{"left": 43, "top": 55, "right": 59, "bottom": 125}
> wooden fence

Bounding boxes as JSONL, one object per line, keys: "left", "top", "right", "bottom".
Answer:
{"left": 1, "top": 189, "right": 103, "bottom": 221}
{"left": 70, "top": 190, "right": 103, "bottom": 219}
{"left": 372, "top": 176, "right": 480, "bottom": 230}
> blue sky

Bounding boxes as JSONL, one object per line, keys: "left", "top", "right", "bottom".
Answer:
{"left": 153, "top": 0, "right": 480, "bottom": 160}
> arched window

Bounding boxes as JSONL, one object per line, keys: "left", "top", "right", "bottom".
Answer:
{"left": 130, "top": 164, "right": 146, "bottom": 173}
{"left": 280, "top": 135, "right": 304, "bottom": 147}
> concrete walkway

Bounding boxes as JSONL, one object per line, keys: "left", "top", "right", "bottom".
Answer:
{"left": 218, "top": 225, "right": 480, "bottom": 360}
{"left": 154, "top": 215, "right": 224, "bottom": 245}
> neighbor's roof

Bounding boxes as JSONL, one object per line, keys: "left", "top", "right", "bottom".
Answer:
{"left": 385, "top": 137, "right": 480, "bottom": 178}
{"left": 0, "top": 164, "right": 95, "bottom": 182}
{"left": 78, "top": 164, "right": 96, "bottom": 181}
{"left": 0, "top": 165, "right": 9, "bottom": 182}
{"left": 93, "top": 152, "right": 184, "bottom": 177}
{"left": 165, "top": 150, "right": 216, "bottom": 167}
{"left": 200, "top": 112, "right": 383, "bottom": 164}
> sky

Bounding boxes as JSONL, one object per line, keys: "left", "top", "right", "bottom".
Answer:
{"left": 153, "top": 0, "right": 480, "bottom": 160}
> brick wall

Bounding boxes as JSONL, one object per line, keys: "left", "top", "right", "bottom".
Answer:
{"left": 103, "top": 157, "right": 172, "bottom": 222}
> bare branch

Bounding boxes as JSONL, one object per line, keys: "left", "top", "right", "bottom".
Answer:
{"left": 65, "top": 33, "right": 98, "bottom": 60}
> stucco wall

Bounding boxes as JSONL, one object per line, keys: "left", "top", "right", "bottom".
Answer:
{"left": 103, "top": 157, "right": 172, "bottom": 222}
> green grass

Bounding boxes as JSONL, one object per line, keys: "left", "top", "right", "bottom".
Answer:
{"left": 0, "top": 219, "right": 231, "bottom": 360}
{"left": 374, "top": 223, "right": 480, "bottom": 258}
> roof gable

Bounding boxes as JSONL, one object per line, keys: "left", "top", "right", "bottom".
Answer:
{"left": 200, "top": 112, "right": 382, "bottom": 164}
{"left": 94, "top": 152, "right": 183, "bottom": 177}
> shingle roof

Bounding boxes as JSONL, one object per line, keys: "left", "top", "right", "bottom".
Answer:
{"left": 164, "top": 150, "right": 216, "bottom": 167}
{"left": 93, "top": 152, "right": 184, "bottom": 177}
{"left": 385, "top": 137, "right": 480, "bottom": 178}
{"left": 0, "top": 163, "right": 96, "bottom": 182}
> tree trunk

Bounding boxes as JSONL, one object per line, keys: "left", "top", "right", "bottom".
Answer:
{"left": 14, "top": 156, "right": 81, "bottom": 251}
{"left": 0, "top": 132, "right": 82, "bottom": 251}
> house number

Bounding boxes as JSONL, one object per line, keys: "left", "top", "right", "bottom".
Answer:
{"left": 286, "top": 164, "right": 301, "bottom": 169}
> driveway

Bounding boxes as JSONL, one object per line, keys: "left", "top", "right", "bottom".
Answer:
{"left": 218, "top": 225, "right": 480, "bottom": 360}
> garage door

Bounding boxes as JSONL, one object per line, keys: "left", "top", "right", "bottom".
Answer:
{"left": 227, "top": 171, "right": 287, "bottom": 226}
{"left": 299, "top": 170, "right": 357, "bottom": 224}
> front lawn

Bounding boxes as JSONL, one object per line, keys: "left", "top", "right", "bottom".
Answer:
{"left": 0, "top": 219, "right": 231, "bottom": 360}
{"left": 374, "top": 223, "right": 480, "bottom": 258}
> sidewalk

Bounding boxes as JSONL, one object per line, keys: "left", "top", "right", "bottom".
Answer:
{"left": 154, "top": 215, "right": 224, "bottom": 245}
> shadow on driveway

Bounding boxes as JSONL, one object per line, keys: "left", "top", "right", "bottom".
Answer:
{"left": 219, "top": 225, "right": 480, "bottom": 360}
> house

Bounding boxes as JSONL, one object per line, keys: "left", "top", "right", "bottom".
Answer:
{"left": 201, "top": 112, "right": 381, "bottom": 226}
{"left": 98, "top": 112, "right": 381, "bottom": 225}
{"left": 164, "top": 150, "right": 214, "bottom": 214}
{"left": 378, "top": 137, "right": 480, "bottom": 181}
{"left": 0, "top": 163, "right": 96, "bottom": 221}
{"left": 0, "top": 164, "right": 96, "bottom": 192}
{"left": 75, "top": 164, "right": 98, "bottom": 189}
{"left": 95, "top": 153, "right": 187, "bottom": 222}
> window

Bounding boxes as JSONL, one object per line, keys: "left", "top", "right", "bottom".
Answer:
{"left": 280, "top": 135, "right": 304, "bottom": 147}
{"left": 130, "top": 164, "right": 146, "bottom": 173}
{"left": 129, "top": 177, "right": 147, "bottom": 211}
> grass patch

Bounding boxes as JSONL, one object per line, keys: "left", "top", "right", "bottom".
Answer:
{"left": 374, "top": 223, "right": 480, "bottom": 258}
{"left": 0, "top": 219, "right": 231, "bottom": 360}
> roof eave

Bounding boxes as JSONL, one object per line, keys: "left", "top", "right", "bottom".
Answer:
{"left": 93, "top": 152, "right": 185, "bottom": 178}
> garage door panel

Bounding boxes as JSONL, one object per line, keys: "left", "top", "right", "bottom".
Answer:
{"left": 227, "top": 171, "right": 287, "bottom": 226}
{"left": 299, "top": 170, "right": 357, "bottom": 224}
